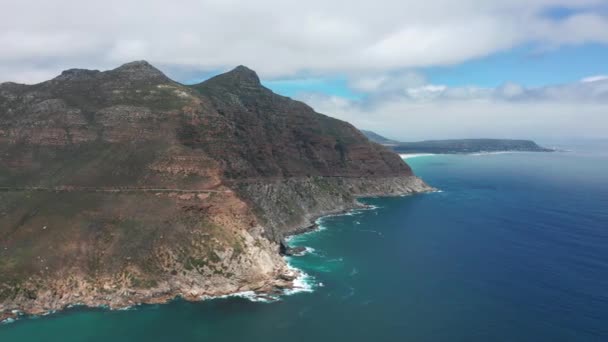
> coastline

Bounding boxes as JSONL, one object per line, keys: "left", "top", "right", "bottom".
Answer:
{"left": 399, "top": 153, "right": 437, "bottom": 159}
{"left": 1, "top": 180, "right": 433, "bottom": 326}
{"left": 399, "top": 149, "right": 557, "bottom": 159}
{"left": 0, "top": 269, "right": 298, "bottom": 325}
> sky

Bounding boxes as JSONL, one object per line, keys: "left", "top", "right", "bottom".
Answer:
{"left": 1, "top": 0, "right": 607, "bottom": 141}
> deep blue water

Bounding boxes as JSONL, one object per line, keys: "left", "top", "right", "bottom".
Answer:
{"left": 1, "top": 146, "right": 607, "bottom": 341}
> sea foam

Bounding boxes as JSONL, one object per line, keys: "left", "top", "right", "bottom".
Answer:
{"left": 399, "top": 153, "right": 436, "bottom": 159}
{"left": 264, "top": 204, "right": 383, "bottom": 302}
{"left": 282, "top": 264, "right": 316, "bottom": 296}
{"left": 0, "top": 318, "right": 15, "bottom": 325}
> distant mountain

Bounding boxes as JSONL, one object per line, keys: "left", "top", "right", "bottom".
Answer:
{"left": 359, "top": 130, "right": 398, "bottom": 145}
{"left": 362, "top": 131, "right": 553, "bottom": 154}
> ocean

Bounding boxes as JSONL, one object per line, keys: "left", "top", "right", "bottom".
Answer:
{"left": 1, "top": 144, "right": 607, "bottom": 341}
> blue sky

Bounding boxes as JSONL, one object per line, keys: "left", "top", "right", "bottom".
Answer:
{"left": 263, "top": 78, "right": 359, "bottom": 99}
{"left": 264, "top": 43, "right": 608, "bottom": 99}
{"left": 424, "top": 44, "right": 608, "bottom": 87}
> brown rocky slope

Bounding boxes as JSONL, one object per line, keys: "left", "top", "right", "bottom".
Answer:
{"left": 0, "top": 61, "right": 432, "bottom": 319}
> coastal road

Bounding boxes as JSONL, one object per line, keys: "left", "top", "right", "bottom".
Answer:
{"left": 0, "top": 187, "right": 230, "bottom": 194}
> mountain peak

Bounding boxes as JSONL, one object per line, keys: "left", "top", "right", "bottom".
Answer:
{"left": 116, "top": 60, "right": 154, "bottom": 70}
{"left": 225, "top": 65, "right": 261, "bottom": 85}
{"left": 50, "top": 61, "right": 170, "bottom": 85}
{"left": 110, "top": 60, "right": 170, "bottom": 83}
{"left": 196, "top": 65, "right": 261, "bottom": 91}
{"left": 53, "top": 68, "right": 101, "bottom": 82}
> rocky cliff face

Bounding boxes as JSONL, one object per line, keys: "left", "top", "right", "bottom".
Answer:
{"left": 0, "top": 61, "right": 431, "bottom": 318}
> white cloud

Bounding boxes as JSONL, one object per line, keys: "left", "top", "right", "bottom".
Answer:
{"left": 349, "top": 72, "right": 427, "bottom": 93}
{"left": 1, "top": 0, "right": 606, "bottom": 140}
{"left": 581, "top": 75, "right": 608, "bottom": 83}
{"left": 497, "top": 82, "right": 526, "bottom": 98}
{"left": 299, "top": 77, "right": 608, "bottom": 140}
{"left": 0, "top": 0, "right": 607, "bottom": 83}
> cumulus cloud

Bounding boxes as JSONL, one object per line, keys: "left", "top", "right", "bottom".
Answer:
{"left": 1, "top": 0, "right": 607, "bottom": 82}
{"left": 298, "top": 76, "right": 608, "bottom": 140}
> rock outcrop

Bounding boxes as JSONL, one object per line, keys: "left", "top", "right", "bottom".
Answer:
{"left": 0, "top": 61, "right": 432, "bottom": 319}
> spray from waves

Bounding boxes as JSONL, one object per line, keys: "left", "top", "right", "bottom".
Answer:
{"left": 282, "top": 263, "right": 320, "bottom": 296}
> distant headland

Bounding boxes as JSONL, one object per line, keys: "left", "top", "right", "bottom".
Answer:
{"left": 361, "top": 130, "right": 554, "bottom": 154}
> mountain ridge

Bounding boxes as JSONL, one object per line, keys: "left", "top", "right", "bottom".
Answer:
{"left": 0, "top": 61, "right": 431, "bottom": 320}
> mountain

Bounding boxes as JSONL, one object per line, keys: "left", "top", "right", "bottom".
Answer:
{"left": 359, "top": 130, "right": 398, "bottom": 145}
{"left": 0, "top": 62, "right": 431, "bottom": 318}
{"left": 362, "top": 131, "right": 553, "bottom": 154}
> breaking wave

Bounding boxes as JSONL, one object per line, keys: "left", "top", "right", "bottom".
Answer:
{"left": 399, "top": 153, "right": 436, "bottom": 159}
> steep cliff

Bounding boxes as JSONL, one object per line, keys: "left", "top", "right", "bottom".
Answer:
{"left": 0, "top": 61, "right": 431, "bottom": 318}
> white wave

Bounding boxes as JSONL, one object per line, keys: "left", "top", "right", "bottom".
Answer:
{"left": 285, "top": 224, "right": 327, "bottom": 243}
{"left": 305, "top": 247, "right": 316, "bottom": 254}
{"left": 232, "top": 291, "right": 280, "bottom": 303}
{"left": 204, "top": 290, "right": 279, "bottom": 303}
{"left": 1, "top": 318, "right": 15, "bottom": 325}
{"left": 289, "top": 205, "right": 382, "bottom": 243}
{"left": 283, "top": 264, "right": 315, "bottom": 296}
{"left": 468, "top": 151, "right": 526, "bottom": 156}
{"left": 399, "top": 153, "right": 436, "bottom": 159}
{"left": 350, "top": 205, "right": 381, "bottom": 215}
{"left": 289, "top": 246, "right": 315, "bottom": 257}
{"left": 281, "top": 204, "right": 384, "bottom": 300}
{"left": 117, "top": 305, "right": 135, "bottom": 311}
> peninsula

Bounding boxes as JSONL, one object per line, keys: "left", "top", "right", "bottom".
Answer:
{"left": 361, "top": 130, "right": 554, "bottom": 154}
{"left": 0, "top": 62, "right": 431, "bottom": 320}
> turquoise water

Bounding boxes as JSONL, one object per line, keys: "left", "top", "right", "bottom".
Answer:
{"left": 2, "top": 146, "right": 608, "bottom": 341}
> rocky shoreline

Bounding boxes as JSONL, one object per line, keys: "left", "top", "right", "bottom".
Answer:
{"left": 0, "top": 267, "right": 298, "bottom": 324}
{"left": 1, "top": 178, "right": 433, "bottom": 325}
{"left": 1, "top": 61, "right": 436, "bottom": 325}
